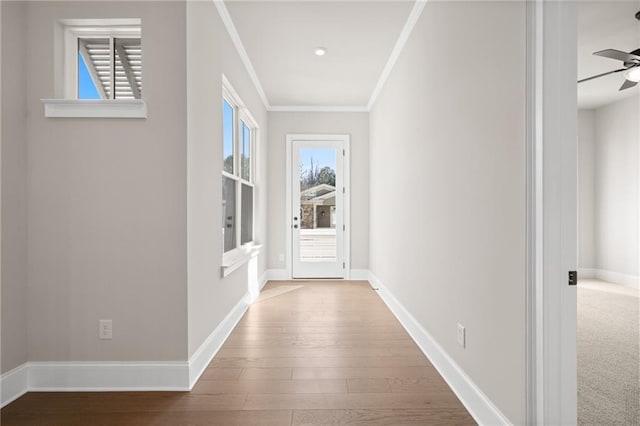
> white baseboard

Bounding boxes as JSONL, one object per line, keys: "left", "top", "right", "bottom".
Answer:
{"left": 1, "top": 363, "right": 28, "bottom": 408}
{"left": 28, "top": 361, "right": 189, "bottom": 391}
{"left": 368, "top": 272, "right": 511, "bottom": 426}
{"left": 2, "top": 290, "right": 257, "bottom": 405}
{"left": 579, "top": 268, "right": 639, "bottom": 289}
{"left": 259, "top": 270, "right": 270, "bottom": 291}
{"left": 578, "top": 268, "right": 597, "bottom": 279}
{"left": 1, "top": 360, "right": 188, "bottom": 408}
{"left": 188, "top": 292, "right": 252, "bottom": 388}
{"left": 262, "top": 268, "right": 372, "bottom": 281}
{"left": 263, "top": 268, "right": 288, "bottom": 281}
{"left": 349, "top": 269, "right": 370, "bottom": 280}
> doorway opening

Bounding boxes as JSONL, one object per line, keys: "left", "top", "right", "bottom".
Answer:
{"left": 576, "top": 3, "right": 640, "bottom": 424}
{"left": 286, "top": 134, "right": 350, "bottom": 279}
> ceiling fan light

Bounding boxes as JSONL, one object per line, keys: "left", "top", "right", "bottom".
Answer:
{"left": 624, "top": 67, "right": 640, "bottom": 82}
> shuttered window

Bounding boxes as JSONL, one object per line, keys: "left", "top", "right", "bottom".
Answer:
{"left": 78, "top": 37, "right": 142, "bottom": 100}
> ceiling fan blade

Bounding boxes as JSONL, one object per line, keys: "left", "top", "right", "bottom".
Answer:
{"left": 594, "top": 49, "right": 640, "bottom": 63}
{"left": 619, "top": 79, "right": 638, "bottom": 91}
{"left": 578, "top": 68, "right": 626, "bottom": 83}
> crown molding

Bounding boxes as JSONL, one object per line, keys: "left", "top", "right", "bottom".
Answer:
{"left": 213, "top": 0, "right": 271, "bottom": 109}
{"left": 367, "top": 0, "right": 427, "bottom": 111}
{"left": 268, "top": 105, "right": 368, "bottom": 112}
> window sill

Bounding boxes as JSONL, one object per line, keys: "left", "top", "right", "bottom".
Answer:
{"left": 41, "top": 99, "right": 147, "bottom": 119}
{"left": 222, "top": 244, "right": 262, "bottom": 278}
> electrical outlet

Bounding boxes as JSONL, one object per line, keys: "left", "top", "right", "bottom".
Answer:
{"left": 457, "top": 323, "right": 465, "bottom": 348}
{"left": 279, "top": 253, "right": 285, "bottom": 262}
{"left": 99, "top": 319, "right": 112, "bottom": 340}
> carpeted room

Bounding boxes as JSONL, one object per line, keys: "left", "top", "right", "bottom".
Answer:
{"left": 577, "top": 3, "right": 640, "bottom": 422}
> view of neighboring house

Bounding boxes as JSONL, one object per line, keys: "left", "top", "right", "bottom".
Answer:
{"left": 300, "top": 184, "right": 336, "bottom": 229}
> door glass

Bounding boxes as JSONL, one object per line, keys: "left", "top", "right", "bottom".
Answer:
{"left": 298, "top": 147, "right": 337, "bottom": 262}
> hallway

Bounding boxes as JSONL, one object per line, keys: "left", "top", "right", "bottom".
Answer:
{"left": 1, "top": 281, "right": 474, "bottom": 425}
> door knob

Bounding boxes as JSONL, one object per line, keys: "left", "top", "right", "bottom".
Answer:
{"left": 293, "top": 216, "right": 298, "bottom": 221}
{"left": 293, "top": 224, "right": 298, "bottom": 229}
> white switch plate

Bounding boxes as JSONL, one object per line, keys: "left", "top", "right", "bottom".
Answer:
{"left": 457, "top": 323, "right": 465, "bottom": 348}
{"left": 279, "top": 253, "right": 285, "bottom": 262}
{"left": 99, "top": 319, "right": 112, "bottom": 340}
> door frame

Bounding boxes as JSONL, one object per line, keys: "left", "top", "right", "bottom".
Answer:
{"left": 526, "top": 0, "right": 577, "bottom": 424}
{"left": 285, "top": 134, "right": 351, "bottom": 280}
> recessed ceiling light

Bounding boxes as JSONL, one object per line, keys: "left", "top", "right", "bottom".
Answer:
{"left": 314, "top": 47, "right": 327, "bottom": 57}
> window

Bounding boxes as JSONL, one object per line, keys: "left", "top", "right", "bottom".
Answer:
{"left": 67, "top": 22, "right": 142, "bottom": 100}
{"left": 222, "top": 78, "right": 257, "bottom": 264}
{"left": 77, "top": 37, "right": 142, "bottom": 100}
{"left": 42, "top": 19, "right": 146, "bottom": 118}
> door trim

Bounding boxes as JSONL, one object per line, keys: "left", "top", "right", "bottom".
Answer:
{"left": 285, "top": 134, "right": 351, "bottom": 280}
{"left": 526, "top": 1, "right": 578, "bottom": 424}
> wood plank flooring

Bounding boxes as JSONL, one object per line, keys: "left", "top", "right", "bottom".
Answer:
{"left": 1, "top": 280, "right": 475, "bottom": 425}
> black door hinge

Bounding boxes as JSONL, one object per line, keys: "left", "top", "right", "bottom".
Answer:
{"left": 568, "top": 271, "right": 577, "bottom": 286}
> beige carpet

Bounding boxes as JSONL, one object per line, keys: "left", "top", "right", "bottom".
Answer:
{"left": 578, "top": 280, "right": 640, "bottom": 425}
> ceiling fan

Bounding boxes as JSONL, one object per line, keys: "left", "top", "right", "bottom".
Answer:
{"left": 578, "top": 48, "right": 640, "bottom": 91}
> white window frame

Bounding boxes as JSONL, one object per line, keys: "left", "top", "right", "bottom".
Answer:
{"left": 42, "top": 18, "right": 146, "bottom": 118}
{"left": 221, "top": 76, "right": 260, "bottom": 277}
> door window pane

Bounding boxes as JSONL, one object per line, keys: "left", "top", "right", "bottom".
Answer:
{"left": 241, "top": 184, "right": 253, "bottom": 244}
{"left": 223, "top": 100, "right": 234, "bottom": 174}
{"left": 240, "top": 121, "right": 251, "bottom": 181}
{"left": 298, "top": 147, "right": 337, "bottom": 261}
{"left": 222, "top": 176, "right": 236, "bottom": 252}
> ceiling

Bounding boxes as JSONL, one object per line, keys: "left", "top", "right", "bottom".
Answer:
{"left": 578, "top": 1, "right": 640, "bottom": 109}
{"left": 225, "top": 1, "right": 414, "bottom": 108}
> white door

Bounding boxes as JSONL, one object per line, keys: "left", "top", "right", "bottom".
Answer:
{"left": 288, "top": 136, "right": 348, "bottom": 279}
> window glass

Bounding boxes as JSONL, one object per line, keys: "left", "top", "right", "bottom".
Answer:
{"left": 78, "top": 52, "right": 101, "bottom": 99}
{"left": 240, "top": 120, "right": 251, "bottom": 181}
{"left": 222, "top": 176, "right": 237, "bottom": 252}
{"left": 114, "top": 38, "right": 142, "bottom": 99}
{"left": 241, "top": 184, "right": 254, "bottom": 245}
{"left": 77, "top": 36, "right": 142, "bottom": 100}
{"left": 78, "top": 38, "right": 110, "bottom": 99}
{"left": 223, "top": 100, "right": 235, "bottom": 174}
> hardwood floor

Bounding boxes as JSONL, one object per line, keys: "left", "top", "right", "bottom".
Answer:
{"left": 1, "top": 281, "right": 475, "bottom": 425}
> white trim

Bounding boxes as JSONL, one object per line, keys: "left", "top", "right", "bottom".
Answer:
{"left": 527, "top": 2, "right": 578, "bottom": 425}
{"left": 213, "top": 1, "right": 270, "bottom": 109}
{"left": 28, "top": 361, "right": 189, "bottom": 391}
{"left": 367, "top": 0, "right": 427, "bottom": 111}
{"left": 263, "top": 269, "right": 288, "bottom": 282}
{"left": 349, "top": 269, "right": 369, "bottom": 280}
{"left": 578, "top": 268, "right": 596, "bottom": 279}
{"left": 1, "top": 364, "right": 29, "bottom": 408}
{"left": 286, "top": 134, "right": 350, "bottom": 280}
{"left": 579, "top": 268, "right": 640, "bottom": 289}
{"left": 187, "top": 292, "right": 251, "bottom": 389}
{"left": 258, "top": 270, "right": 271, "bottom": 290}
{"left": 367, "top": 272, "right": 511, "bottom": 425}
{"left": 268, "top": 106, "right": 368, "bottom": 113}
{"left": 525, "top": 0, "right": 544, "bottom": 423}
{"left": 221, "top": 244, "right": 262, "bottom": 277}
{"left": 42, "top": 99, "right": 147, "bottom": 119}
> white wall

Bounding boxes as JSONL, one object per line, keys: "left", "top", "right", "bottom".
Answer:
{"left": 266, "top": 112, "right": 369, "bottom": 271}
{"left": 1, "top": 1, "right": 28, "bottom": 374}
{"left": 186, "top": 1, "right": 269, "bottom": 357}
{"left": 25, "top": 1, "right": 188, "bottom": 362}
{"left": 578, "top": 109, "right": 596, "bottom": 270}
{"left": 368, "top": 2, "right": 526, "bottom": 423}
{"left": 594, "top": 96, "right": 639, "bottom": 280}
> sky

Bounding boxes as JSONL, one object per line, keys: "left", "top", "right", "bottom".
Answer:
{"left": 78, "top": 53, "right": 101, "bottom": 99}
{"left": 300, "top": 147, "right": 336, "bottom": 173}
